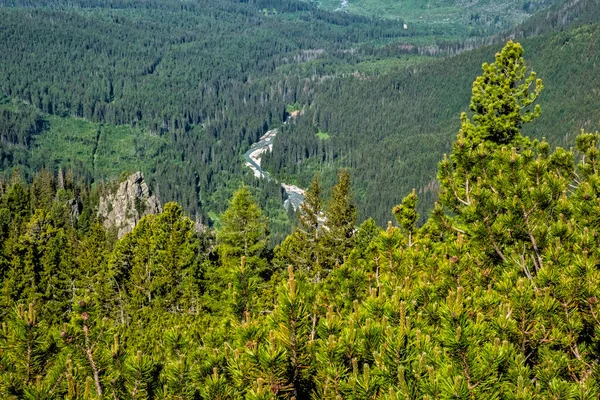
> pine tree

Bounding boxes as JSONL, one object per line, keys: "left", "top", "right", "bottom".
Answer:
{"left": 269, "top": 267, "right": 314, "bottom": 398}
{"left": 123, "top": 351, "right": 158, "bottom": 399}
{"left": 324, "top": 169, "right": 357, "bottom": 268}
{"left": 216, "top": 186, "right": 268, "bottom": 275}
{"left": 59, "top": 298, "right": 114, "bottom": 399}
{"left": 435, "top": 41, "right": 569, "bottom": 274}
{"left": 275, "top": 175, "right": 325, "bottom": 276}
{"left": 199, "top": 368, "right": 234, "bottom": 400}
{"left": 372, "top": 221, "right": 404, "bottom": 280}
{"left": 228, "top": 256, "right": 262, "bottom": 320}
{"left": 463, "top": 40, "right": 543, "bottom": 147}
{"left": 393, "top": 189, "right": 419, "bottom": 247}
{"left": 0, "top": 304, "right": 61, "bottom": 399}
{"left": 158, "top": 328, "right": 197, "bottom": 399}
{"left": 312, "top": 307, "right": 347, "bottom": 399}
{"left": 353, "top": 218, "right": 380, "bottom": 256}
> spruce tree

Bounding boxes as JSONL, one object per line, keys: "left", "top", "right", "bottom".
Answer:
{"left": 275, "top": 175, "right": 325, "bottom": 276}
{"left": 298, "top": 175, "right": 323, "bottom": 236}
{"left": 216, "top": 186, "right": 268, "bottom": 274}
{"left": 210, "top": 187, "right": 269, "bottom": 319}
{"left": 108, "top": 202, "right": 200, "bottom": 330}
{"left": 75, "top": 224, "right": 111, "bottom": 318}
{"left": 324, "top": 169, "right": 357, "bottom": 268}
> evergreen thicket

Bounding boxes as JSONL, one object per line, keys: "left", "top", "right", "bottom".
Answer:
{"left": 2, "top": 41, "right": 600, "bottom": 399}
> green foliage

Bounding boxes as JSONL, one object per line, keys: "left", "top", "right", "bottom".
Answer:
{"left": 217, "top": 187, "right": 269, "bottom": 265}
{"left": 3, "top": 40, "right": 600, "bottom": 400}
{"left": 262, "top": 9, "right": 600, "bottom": 225}
{"left": 0, "top": 0, "right": 595, "bottom": 235}
{"left": 0, "top": 304, "right": 60, "bottom": 399}
{"left": 323, "top": 169, "right": 358, "bottom": 267}
{"left": 269, "top": 267, "right": 314, "bottom": 398}
{"left": 209, "top": 187, "right": 270, "bottom": 320}
{"left": 315, "top": 131, "right": 330, "bottom": 141}
{"left": 0, "top": 0, "right": 448, "bottom": 229}
{"left": 109, "top": 202, "right": 201, "bottom": 328}
{"left": 306, "top": 0, "right": 561, "bottom": 34}
{"left": 276, "top": 175, "right": 325, "bottom": 275}
{"left": 464, "top": 40, "right": 543, "bottom": 146}
{"left": 123, "top": 351, "right": 158, "bottom": 399}
{"left": 393, "top": 189, "right": 419, "bottom": 246}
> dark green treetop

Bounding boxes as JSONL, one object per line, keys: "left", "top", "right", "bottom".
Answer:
{"left": 217, "top": 186, "right": 268, "bottom": 263}
{"left": 324, "top": 169, "right": 358, "bottom": 267}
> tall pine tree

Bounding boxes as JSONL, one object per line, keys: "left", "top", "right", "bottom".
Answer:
{"left": 324, "top": 169, "right": 357, "bottom": 269}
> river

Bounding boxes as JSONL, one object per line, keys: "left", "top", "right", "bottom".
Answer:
{"left": 243, "top": 126, "right": 306, "bottom": 211}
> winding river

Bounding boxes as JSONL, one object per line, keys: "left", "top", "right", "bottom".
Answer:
{"left": 243, "top": 126, "right": 306, "bottom": 211}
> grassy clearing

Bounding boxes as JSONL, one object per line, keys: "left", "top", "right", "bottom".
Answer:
{"left": 305, "top": 0, "right": 560, "bottom": 34}
{"left": 2, "top": 100, "right": 170, "bottom": 180}
{"left": 94, "top": 124, "right": 168, "bottom": 178}
{"left": 316, "top": 130, "right": 331, "bottom": 140}
{"left": 29, "top": 116, "right": 98, "bottom": 172}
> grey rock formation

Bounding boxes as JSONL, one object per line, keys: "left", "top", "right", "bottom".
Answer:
{"left": 98, "top": 172, "right": 162, "bottom": 238}
{"left": 67, "top": 199, "right": 82, "bottom": 223}
{"left": 194, "top": 216, "right": 208, "bottom": 234}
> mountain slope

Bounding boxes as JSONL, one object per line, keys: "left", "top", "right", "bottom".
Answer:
{"left": 0, "top": 0, "right": 597, "bottom": 233}
{"left": 305, "top": 0, "right": 563, "bottom": 34}
{"left": 0, "top": 0, "right": 435, "bottom": 229}
{"left": 263, "top": 15, "right": 600, "bottom": 223}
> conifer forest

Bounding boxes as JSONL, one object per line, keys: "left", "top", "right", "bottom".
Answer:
{"left": 2, "top": 0, "right": 600, "bottom": 398}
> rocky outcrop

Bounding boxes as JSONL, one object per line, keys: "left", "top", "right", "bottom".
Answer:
{"left": 98, "top": 172, "right": 162, "bottom": 238}
{"left": 67, "top": 199, "right": 82, "bottom": 223}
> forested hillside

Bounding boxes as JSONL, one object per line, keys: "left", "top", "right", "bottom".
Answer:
{"left": 0, "top": 0, "right": 445, "bottom": 228}
{"left": 1, "top": 0, "right": 585, "bottom": 235}
{"left": 263, "top": 4, "right": 600, "bottom": 223}
{"left": 2, "top": 42, "right": 600, "bottom": 399}
{"left": 303, "top": 0, "right": 561, "bottom": 34}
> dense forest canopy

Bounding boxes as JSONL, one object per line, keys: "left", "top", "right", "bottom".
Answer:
{"left": 301, "top": 0, "right": 562, "bottom": 29}
{"left": 2, "top": 0, "right": 600, "bottom": 397}
{"left": 262, "top": 11, "right": 600, "bottom": 222}
{"left": 2, "top": 38, "right": 600, "bottom": 398}
{"left": 1, "top": 0, "right": 597, "bottom": 237}
{"left": 0, "top": 0, "right": 449, "bottom": 238}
